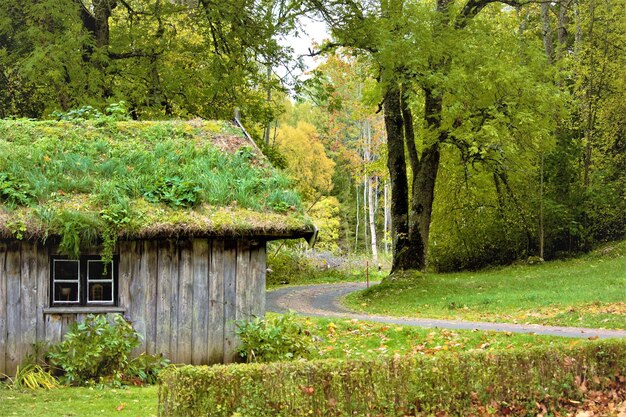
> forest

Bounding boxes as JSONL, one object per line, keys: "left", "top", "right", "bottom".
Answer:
{"left": 1, "top": 0, "right": 625, "bottom": 273}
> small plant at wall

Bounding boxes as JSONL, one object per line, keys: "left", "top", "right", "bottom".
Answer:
{"left": 47, "top": 314, "right": 170, "bottom": 386}
{"left": 236, "top": 311, "right": 314, "bottom": 362}
{"left": 1, "top": 343, "right": 59, "bottom": 390}
{"left": 47, "top": 314, "right": 140, "bottom": 385}
{"left": 126, "top": 353, "right": 170, "bottom": 385}
{"left": 4, "top": 363, "right": 59, "bottom": 390}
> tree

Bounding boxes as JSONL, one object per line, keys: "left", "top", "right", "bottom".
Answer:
{"left": 536, "top": 0, "right": 626, "bottom": 256}
{"left": 274, "top": 120, "right": 340, "bottom": 249}
{"left": 274, "top": 121, "right": 335, "bottom": 200}
{"left": 312, "top": 0, "right": 558, "bottom": 272}
{"left": 0, "top": 0, "right": 307, "bottom": 123}
{"left": 295, "top": 51, "right": 387, "bottom": 257}
{"left": 573, "top": 0, "right": 626, "bottom": 244}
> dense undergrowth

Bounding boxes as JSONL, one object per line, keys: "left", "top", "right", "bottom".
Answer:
{"left": 266, "top": 247, "right": 387, "bottom": 288}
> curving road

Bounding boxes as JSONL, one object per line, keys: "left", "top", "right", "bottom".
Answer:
{"left": 266, "top": 282, "right": 626, "bottom": 339}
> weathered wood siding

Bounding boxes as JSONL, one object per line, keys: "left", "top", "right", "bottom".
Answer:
{"left": 0, "top": 238, "right": 267, "bottom": 376}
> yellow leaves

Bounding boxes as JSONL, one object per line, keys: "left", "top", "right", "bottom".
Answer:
{"left": 327, "top": 322, "right": 336, "bottom": 334}
{"left": 275, "top": 122, "right": 335, "bottom": 200}
{"left": 307, "top": 196, "right": 341, "bottom": 251}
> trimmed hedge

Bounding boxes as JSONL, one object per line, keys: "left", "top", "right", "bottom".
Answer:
{"left": 158, "top": 340, "right": 626, "bottom": 416}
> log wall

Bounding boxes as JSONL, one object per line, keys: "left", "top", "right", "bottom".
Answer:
{"left": 0, "top": 238, "right": 267, "bottom": 376}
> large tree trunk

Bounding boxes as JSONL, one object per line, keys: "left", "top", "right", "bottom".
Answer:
{"left": 409, "top": 144, "right": 440, "bottom": 269}
{"left": 405, "top": 88, "right": 442, "bottom": 270}
{"left": 384, "top": 80, "right": 441, "bottom": 272}
{"left": 76, "top": 0, "right": 116, "bottom": 49}
{"left": 383, "top": 82, "right": 413, "bottom": 272}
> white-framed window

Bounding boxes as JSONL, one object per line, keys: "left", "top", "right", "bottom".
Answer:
{"left": 86, "top": 259, "right": 114, "bottom": 304}
{"left": 52, "top": 259, "right": 80, "bottom": 304}
{"left": 51, "top": 256, "right": 117, "bottom": 307}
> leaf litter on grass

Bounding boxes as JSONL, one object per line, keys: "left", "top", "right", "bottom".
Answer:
{"left": 300, "top": 315, "right": 574, "bottom": 360}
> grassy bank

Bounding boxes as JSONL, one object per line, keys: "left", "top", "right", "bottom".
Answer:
{"left": 346, "top": 241, "right": 626, "bottom": 329}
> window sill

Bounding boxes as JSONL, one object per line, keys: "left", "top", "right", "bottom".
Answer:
{"left": 43, "top": 307, "right": 125, "bottom": 315}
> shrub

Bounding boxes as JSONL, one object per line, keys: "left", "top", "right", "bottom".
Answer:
{"left": 126, "top": 353, "right": 171, "bottom": 385}
{"left": 236, "top": 311, "right": 313, "bottom": 362}
{"left": 266, "top": 249, "right": 313, "bottom": 286}
{"left": 159, "top": 340, "right": 626, "bottom": 417}
{"left": 47, "top": 314, "right": 141, "bottom": 385}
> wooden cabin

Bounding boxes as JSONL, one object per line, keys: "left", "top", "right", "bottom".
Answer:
{"left": 0, "top": 119, "right": 315, "bottom": 376}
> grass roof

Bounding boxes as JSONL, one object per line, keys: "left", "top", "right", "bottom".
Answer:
{"left": 0, "top": 119, "right": 314, "bottom": 258}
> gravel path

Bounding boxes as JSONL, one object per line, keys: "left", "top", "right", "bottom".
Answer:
{"left": 266, "top": 282, "right": 626, "bottom": 339}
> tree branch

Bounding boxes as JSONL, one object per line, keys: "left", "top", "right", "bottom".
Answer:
{"left": 457, "top": 0, "right": 557, "bottom": 28}
{"left": 108, "top": 50, "right": 161, "bottom": 60}
{"left": 75, "top": 0, "right": 97, "bottom": 35}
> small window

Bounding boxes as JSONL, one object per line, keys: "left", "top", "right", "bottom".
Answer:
{"left": 51, "top": 256, "right": 118, "bottom": 307}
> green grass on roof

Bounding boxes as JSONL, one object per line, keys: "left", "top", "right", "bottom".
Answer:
{"left": 0, "top": 119, "right": 310, "bottom": 259}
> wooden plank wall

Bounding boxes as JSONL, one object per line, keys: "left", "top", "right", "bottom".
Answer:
{"left": 0, "top": 238, "right": 267, "bottom": 376}
{"left": 0, "top": 241, "right": 49, "bottom": 376}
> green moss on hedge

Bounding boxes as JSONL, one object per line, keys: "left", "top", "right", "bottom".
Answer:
{"left": 158, "top": 340, "right": 626, "bottom": 416}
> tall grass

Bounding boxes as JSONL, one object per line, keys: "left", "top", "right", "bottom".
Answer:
{"left": 0, "top": 119, "right": 301, "bottom": 213}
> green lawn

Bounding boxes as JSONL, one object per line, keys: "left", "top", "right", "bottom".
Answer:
{"left": 345, "top": 241, "right": 626, "bottom": 329}
{"left": 0, "top": 386, "right": 158, "bottom": 417}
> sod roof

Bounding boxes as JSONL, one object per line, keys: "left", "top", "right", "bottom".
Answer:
{"left": 0, "top": 119, "right": 315, "bottom": 249}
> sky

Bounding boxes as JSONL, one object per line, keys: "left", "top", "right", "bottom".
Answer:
{"left": 278, "top": 16, "right": 330, "bottom": 79}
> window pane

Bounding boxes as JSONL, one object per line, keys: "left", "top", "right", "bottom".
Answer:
{"left": 54, "top": 282, "right": 79, "bottom": 302}
{"left": 88, "top": 282, "right": 113, "bottom": 302}
{"left": 87, "top": 261, "right": 112, "bottom": 280}
{"left": 54, "top": 260, "right": 79, "bottom": 281}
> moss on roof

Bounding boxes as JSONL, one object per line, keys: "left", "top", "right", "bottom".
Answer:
{"left": 0, "top": 119, "right": 314, "bottom": 258}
